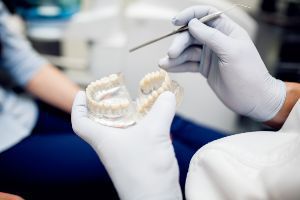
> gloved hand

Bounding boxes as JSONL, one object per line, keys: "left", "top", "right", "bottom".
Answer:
{"left": 159, "top": 6, "right": 286, "bottom": 121}
{"left": 71, "top": 91, "right": 182, "bottom": 200}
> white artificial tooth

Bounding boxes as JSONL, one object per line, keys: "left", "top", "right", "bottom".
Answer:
{"left": 137, "top": 98, "right": 145, "bottom": 107}
{"left": 154, "top": 72, "right": 161, "bottom": 81}
{"left": 155, "top": 80, "right": 162, "bottom": 90}
{"left": 114, "top": 109, "right": 120, "bottom": 115}
{"left": 142, "top": 74, "right": 148, "bottom": 81}
{"left": 139, "top": 103, "right": 145, "bottom": 111}
{"left": 92, "top": 83, "right": 99, "bottom": 91}
{"left": 87, "top": 100, "right": 93, "bottom": 110}
{"left": 150, "top": 72, "right": 155, "bottom": 79}
{"left": 141, "top": 83, "right": 149, "bottom": 93}
{"left": 86, "top": 85, "right": 92, "bottom": 92}
{"left": 111, "top": 103, "right": 118, "bottom": 111}
{"left": 117, "top": 102, "right": 123, "bottom": 110}
{"left": 139, "top": 107, "right": 146, "bottom": 113}
{"left": 121, "top": 99, "right": 129, "bottom": 108}
{"left": 162, "top": 82, "right": 169, "bottom": 90}
{"left": 155, "top": 71, "right": 160, "bottom": 77}
{"left": 144, "top": 98, "right": 151, "bottom": 109}
{"left": 148, "top": 95, "right": 154, "bottom": 103}
{"left": 150, "top": 84, "right": 156, "bottom": 91}
{"left": 96, "top": 104, "right": 102, "bottom": 113}
{"left": 143, "top": 83, "right": 149, "bottom": 93}
{"left": 103, "top": 102, "right": 110, "bottom": 111}
{"left": 97, "top": 105, "right": 103, "bottom": 113}
{"left": 125, "top": 99, "right": 130, "bottom": 106}
{"left": 89, "top": 85, "right": 96, "bottom": 93}
{"left": 89, "top": 82, "right": 96, "bottom": 90}
{"left": 158, "top": 87, "right": 164, "bottom": 94}
{"left": 138, "top": 108, "right": 142, "bottom": 113}
{"left": 86, "top": 88, "right": 92, "bottom": 97}
{"left": 111, "top": 103, "right": 118, "bottom": 114}
{"left": 140, "top": 79, "right": 145, "bottom": 88}
{"left": 110, "top": 105, "right": 116, "bottom": 115}
{"left": 99, "top": 102, "right": 105, "bottom": 111}
{"left": 106, "top": 108, "right": 112, "bottom": 115}
{"left": 96, "top": 80, "right": 102, "bottom": 85}
{"left": 152, "top": 91, "right": 158, "bottom": 98}
{"left": 145, "top": 76, "right": 151, "bottom": 85}
{"left": 102, "top": 77, "right": 110, "bottom": 85}
{"left": 159, "top": 69, "right": 166, "bottom": 76}
{"left": 165, "top": 76, "right": 171, "bottom": 84}
{"left": 140, "top": 98, "right": 147, "bottom": 105}
{"left": 109, "top": 74, "right": 118, "bottom": 81}
{"left": 110, "top": 104, "right": 116, "bottom": 114}
{"left": 146, "top": 87, "right": 152, "bottom": 94}
{"left": 91, "top": 101, "right": 98, "bottom": 112}
{"left": 111, "top": 74, "right": 120, "bottom": 86}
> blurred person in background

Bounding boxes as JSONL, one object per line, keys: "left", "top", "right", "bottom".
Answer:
{"left": 72, "top": 5, "right": 300, "bottom": 200}
{"left": 0, "top": 1, "right": 120, "bottom": 199}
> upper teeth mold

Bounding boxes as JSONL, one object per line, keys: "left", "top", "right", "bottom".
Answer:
{"left": 86, "top": 69, "right": 183, "bottom": 128}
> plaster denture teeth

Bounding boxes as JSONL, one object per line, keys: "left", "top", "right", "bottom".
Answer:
{"left": 140, "top": 69, "right": 169, "bottom": 94}
{"left": 152, "top": 91, "right": 158, "bottom": 98}
{"left": 86, "top": 69, "right": 183, "bottom": 128}
{"left": 86, "top": 73, "right": 131, "bottom": 117}
{"left": 137, "top": 97, "right": 148, "bottom": 114}
{"left": 137, "top": 69, "right": 181, "bottom": 115}
{"left": 157, "top": 87, "right": 164, "bottom": 95}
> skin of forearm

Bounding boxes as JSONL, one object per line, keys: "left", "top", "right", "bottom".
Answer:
{"left": 0, "top": 192, "right": 24, "bottom": 200}
{"left": 265, "top": 82, "right": 300, "bottom": 129}
{"left": 26, "top": 64, "right": 80, "bottom": 113}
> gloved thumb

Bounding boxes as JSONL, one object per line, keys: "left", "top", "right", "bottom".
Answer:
{"left": 144, "top": 91, "right": 176, "bottom": 131}
{"left": 188, "top": 18, "right": 231, "bottom": 55}
{"left": 71, "top": 91, "right": 101, "bottom": 141}
{"left": 72, "top": 91, "right": 88, "bottom": 122}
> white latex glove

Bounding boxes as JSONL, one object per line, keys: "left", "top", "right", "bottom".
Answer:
{"left": 159, "top": 6, "right": 286, "bottom": 121}
{"left": 71, "top": 91, "right": 182, "bottom": 200}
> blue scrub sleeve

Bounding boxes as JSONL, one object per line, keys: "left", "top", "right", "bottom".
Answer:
{"left": 0, "top": 2, "right": 47, "bottom": 86}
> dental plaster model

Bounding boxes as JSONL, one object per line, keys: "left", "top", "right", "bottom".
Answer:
{"left": 86, "top": 69, "right": 183, "bottom": 128}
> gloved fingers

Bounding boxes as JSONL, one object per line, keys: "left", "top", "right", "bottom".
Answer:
{"left": 173, "top": 5, "right": 239, "bottom": 36}
{"left": 143, "top": 91, "right": 176, "bottom": 134}
{"left": 168, "top": 31, "right": 201, "bottom": 59}
{"left": 172, "top": 5, "right": 219, "bottom": 26}
{"left": 71, "top": 91, "right": 89, "bottom": 121}
{"left": 188, "top": 18, "right": 231, "bottom": 55}
{"left": 71, "top": 91, "right": 107, "bottom": 140}
{"left": 159, "top": 46, "right": 201, "bottom": 69}
{"left": 161, "top": 61, "right": 200, "bottom": 73}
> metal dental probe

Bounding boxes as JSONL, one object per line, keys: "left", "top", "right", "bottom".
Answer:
{"left": 129, "top": 4, "right": 250, "bottom": 53}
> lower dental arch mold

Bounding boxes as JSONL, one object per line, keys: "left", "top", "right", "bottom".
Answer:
{"left": 86, "top": 69, "right": 183, "bottom": 128}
